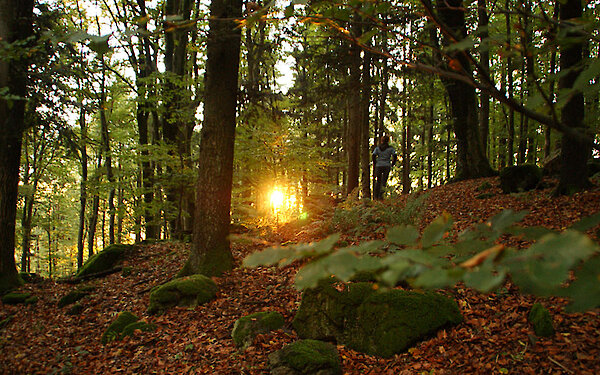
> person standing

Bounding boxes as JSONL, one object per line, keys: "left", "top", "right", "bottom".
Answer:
{"left": 372, "top": 135, "right": 397, "bottom": 200}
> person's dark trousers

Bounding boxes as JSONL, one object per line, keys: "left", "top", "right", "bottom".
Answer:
{"left": 374, "top": 165, "right": 391, "bottom": 200}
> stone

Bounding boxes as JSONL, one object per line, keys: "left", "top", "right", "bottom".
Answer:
{"left": 101, "top": 311, "right": 139, "bottom": 344}
{"left": 499, "top": 164, "right": 542, "bottom": 193}
{"left": 67, "top": 303, "right": 85, "bottom": 316}
{"left": 269, "top": 340, "right": 341, "bottom": 375}
{"left": 1, "top": 292, "right": 32, "bottom": 305}
{"left": 58, "top": 290, "right": 89, "bottom": 308}
{"left": 343, "top": 290, "right": 463, "bottom": 357}
{"left": 232, "top": 311, "right": 285, "bottom": 349}
{"left": 147, "top": 274, "right": 218, "bottom": 315}
{"left": 528, "top": 303, "right": 554, "bottom": 338}
{"left": 76, "top": 244, "right": 133, "bottom": 278}
{"left": 121, "top": 321, "right": 156, "bottom": 337}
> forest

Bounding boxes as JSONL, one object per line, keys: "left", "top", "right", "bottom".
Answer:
{"left": 1, "top": 0, "right": 600, "bottom": 373}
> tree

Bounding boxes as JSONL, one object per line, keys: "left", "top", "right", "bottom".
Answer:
{"left": 555, "top": 0, "right": 591, "bottom": 195}
{"left": 0, "top": 0, "right": 34, "bottom": 293}
{"left": 179, "top": 0, "right": 242, "bottom": 276}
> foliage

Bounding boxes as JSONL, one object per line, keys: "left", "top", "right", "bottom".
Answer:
{"left": 328, "top": 192, "right": 427, "bottom": 234}
{"left": 245, "top": 209, "right": 600, "bottom": 312}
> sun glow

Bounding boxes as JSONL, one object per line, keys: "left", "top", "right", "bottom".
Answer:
{"left": 270, "top": 189, "right": 285, "bottom": 210}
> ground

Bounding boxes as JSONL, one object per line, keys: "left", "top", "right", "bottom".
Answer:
{"left": 1, "top": 177, "right": 599, "bottom": 374}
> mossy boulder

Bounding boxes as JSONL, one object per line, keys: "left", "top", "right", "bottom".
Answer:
{"left": 292, "top": 281, "right": 378, "bottom": 342}
{"left": 343, "top": 290, "right": 463, "bottom": 357}
{"left": 499, "top": 164, "right": 542, "bottom": 193}
{"left": 121, "top": 321, "right": 156, "bottom": 337}
{"left": 19, "top": 272, "right": 44, "bottom": 284}
{"left": 232, "top": 311, "right": 285, "bottom": 349}
{"left": 58, "top": 290, "right": 89, "bottom": 308}
{"left": 1, "top": 292, "right": 32, "bottom": 305}
{"left": 147, "top": 274, "right": 218, "bottom": 315}
{"left": 101, "top": 311, "right": 139, "bottom": 344}
{"left": 528, "top": 303, "right": 554, "bottom": 338}
{"left": 0, "top": 315, "right": 13, "bottom": 329}
{"left": 76, "top": 244, "right": 133, "bottom": 278}
{"left": 67, "top": 303, "right": 85, "bottom": 316}
{"left": 293, "top": 283, "right": 462, "bottom": 358}
{"left": 269, "top": 339, "right": 341, "bottom": 375}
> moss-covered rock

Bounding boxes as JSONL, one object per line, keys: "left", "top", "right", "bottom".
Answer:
{"left": 67, "top": 303, "right": 84, "bottom": 316}
{"left": 269, "top": 339, "right": 341, "bottom": 375}
{"left": 101, "top": 311, "right": 140, "bottom": 344}
{"left": 232, "top": 311, "right": 285, "bottom": 349}
{"left": 0, "top": 315, "right": 14, "bottom": 329}
{"left": 19, "top": 272, "right": 44, "bottom": 284}
{"left": 344, "top": 290, "right": 463, "bottom": 357}
{"left": 121, "top": 321, "right": 156, "bottom": 337}
{"left": 121, "top": 267, "right": 133, "bottom": 277}
{"left": 499, "top": 164, "right": 542, "bottom": 193}
{"left": 76, "top": 244, "right": 133, "bottom": 278}
{"left": 1, "top": 292, "right": 32, "bottom": 305}
{"left": 24, "top": 296, "right": 38, "bottom": 305}
{"left": 0, "top": 273, "right": 24, "bottom": 295}
{"left": 58, "top": 290, "right": 89, "bottom": 308}
{"left": 292, "top": 281, "right": 377, "bottom": 342}
{"left": 528, "top": 303, "right": 554, "bottom": 338}
{"left": 147, "top": 274, "right": 218, "bottom": 315}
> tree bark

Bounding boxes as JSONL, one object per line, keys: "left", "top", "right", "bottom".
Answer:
{"left": 0, "top": 0, "right": 33, "bottom": 293}
{"left": 346, "top": 22, "right": 362, "bottom": 196}
{"left": 555, "top": 0, "right": 590, "bottom": 195}
{"left": 360, "top": 51, "right": 372, "bottom": 199}
{"left": 179, "top": 0, "right": 242, "bottom": 276}
{"left": 436, "top": 0, "right": 494, "bottom": 180}
{"left": 477, "top": 0, "right": 490, "bottom": 156}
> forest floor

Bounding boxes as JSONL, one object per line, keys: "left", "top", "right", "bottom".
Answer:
{"left": 1, "top": 176, "right": 600, "bottom": 374}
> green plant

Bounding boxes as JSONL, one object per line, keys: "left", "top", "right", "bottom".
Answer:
{"left": 244, "top": 210, "right": 600, "bottom": 312}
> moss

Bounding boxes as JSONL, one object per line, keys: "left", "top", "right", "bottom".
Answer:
{"left": 79, "top": 285, "right": 96, "bottom": 293}
{"left": 58, "top": 290, "right": 89, "bottom": 308}
{"left": 0, "top": 273, "right": 24, "bottom": 295}
{"left": 147, "top": 275, "right": 218, "bottom": 315}
{"left": 0, "top": 315, "right": 14, "bottom": 329}
{"left": 476, "top": 193, "right": 495, "bottom": 199}
{"left": 121, "top": 267, "right": 133, "bottom": 277}
{"left": 292, "top": 279, "right": 345, "bottom": 341}
{"left": 343, "top": 290, "right": 463, "bottom": 357}
{"left": 101, "top": 311, "right": 139, "bottom": 344}
{"left": 269, "top": 339, "right": 341, "bottom": 375}
{"left": 528, "top": 303, "right": 554, "bottom": 338}
{"left": 1, "top": 292, "right": 32, "bottom": 305}
{"left": 476, "top": 181, "right": 493, "bottom": 192}
{"left": 121, "top": 321, "right": 156, "bottom": 338}
{"left": 76, "top": 244, "right": 133, "bottom": 278}
{"left": 19, "top": 272, "right": 43, "bottom": 284}
{"left": 499, "top": 164, "right": 542, "bottom": 193}
{"left": 232, "top": 311, "right": 285, "bottom": 348}
{"left": 67, "top": 303, "right": 84, "bottom": 316}
{"left": 24, "top": 296, "right": 38, "bottom": 305}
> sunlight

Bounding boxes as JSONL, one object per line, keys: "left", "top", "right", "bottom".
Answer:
{"left": 270, "top": 189, "right": 285, "bottom": 211}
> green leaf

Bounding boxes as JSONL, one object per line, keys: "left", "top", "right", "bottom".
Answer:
{"left": 88, "top": 35, "right": 111, "bottom": 55}
{"left": 312, "top": 234, "right": 341, "bottom": 254}
{"left": 379, "top": 259, "right": 412, "bottom": 286}
{"left": 506, "top": 226, "right": 555, "bottom": 241}
{"left": 413, "top": 267, "right": 465, "bottom": 289}
{"left": 464, "top": 262, "right": 506, "bottom": 293}
{"left": 284, "top": 4, "right": 294, "bottom": 18}
{"left": 569, "top": 212, "right": 600, "bottom": 232}
{"left": 563, "top": 256, "right": 600, "bottom": 312}
{"left": 383, "top": 250, "right": 444, "bottom": 267}
{"left": 242, "top": 246, "right": 296, "bottom": 267}
{"left": 443, "top": 36, "right": 476, "bottom": 53}
{"left": 386, "top": 225, "right": 419, "bottom": 246}
{"left": 490, "top": 210, "right": 528, "bottom": 233}
{"left": 574, "top": 59, "right": 600, "bottom": 91}
{"left": 295, "top": 259, "right": 329, "bottom": 289}
{"left": 421, "top": 213, "right": 452, "bottom": 248}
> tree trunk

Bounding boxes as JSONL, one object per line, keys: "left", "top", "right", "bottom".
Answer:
{"left": 506, "top": 0, "right": 515, "bottom": 166}
{"left": 0, "top": 0, "right": 33, "bottom": 293}
{"left": 87, "top": 153, "right": 102, "bottom": 257}
{"left": 99, "top": 60, "right": 115, "bottom": 245}
{"left": 179, "top": 0, "right": 242, "bottom": 277}
{"left": 77, "top": 103, "right": 87, "bottom": 268}
{"left": 346, "top": 23, "right": 362, "bottom": 196}
{"left": 436, "top": 0, "right": 494, "bottom": 180}
{"left": 360, "top": 51, "right": 372, "bottom": 199}
{"left": 477, "top": 0, "right": 490, "bottom": 155}
{"left": 555, "top": 0, "right": 590, "bottom": 195}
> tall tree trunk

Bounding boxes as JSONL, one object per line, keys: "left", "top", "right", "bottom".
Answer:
{"left": 555, "top": 0, "right": 590, "bottom": 195}
{"left": 346, "top": 22, "right": 362, "bottom": 196}
{"left": 436, "top": 0, "right": 494, "bottom": 180}
{"left": 77, "top": 103, "right": 87, "bottom": 268}
{"left": 360, "top": 51, "right": 372, "bottom": 199}
{"left": 179, "top": 0, "right": 242, "bottom": 277}
{"left": 477, "top": 0, "right": 490, "bottom": 155}
{"left": 427, "top": 100, "right": 434, "bottom": 189}
{"left": 506, "top": 0, "right": 515, "bottom": 166}
{"left": 99, "top": 60, "right": 115, "bottom": 245}
{"left": 0, "top": 0, "right": 33, "bottom": 293}
{"left": 87, "top": 153, "right": 102, "bottom": 257}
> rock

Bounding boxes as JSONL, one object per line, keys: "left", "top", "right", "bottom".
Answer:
{"left": 528, "top": 303, "right": 554, "bottom": 338}
{"left": 147, "top": 274, "right": 218, "bottom": 315}
{"left": 542, "top": 150, "right": 561, "bottom": 176}
{"left": 101, "top": 311, "right": 139, "bottom": 344}
{"left": 232, "top": 311, "right": 285, "bottom": 349}
{"left": 121, "top": 321, "right": 156, "bottom": 337}
{"left": 293, "top": 283, "right": 462, "bottom": 358}
{"left": 1, "top": 292, "right": 32, "bottom": 305}
{"left": 76, "top": 244, "right": 133, "bottom": 278}
{"left": 499, "top": 164, "right": 542, "bottom": 193}
{"left": 269, "top": 339, "right": 341, "bottom": 375}
{"left": 19, "top": 272, "right": 44, "bottom": 284}
{"left": 0, "top": 315, "right": 13, "bottom": 329}
{"left": 58, "top": 290, "right": 89, "bottom": 308}
{"left": 67, "top": 303, "right": 84, "bottom": 316}
{"left": 344, "top": 290, "right": 463, "bottom": 357}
